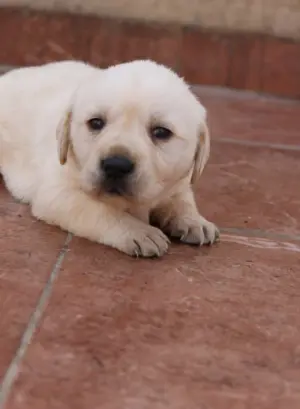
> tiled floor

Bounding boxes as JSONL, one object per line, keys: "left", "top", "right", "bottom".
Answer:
{"left": 1, "top": 86, "right": 300, "bottom": 409}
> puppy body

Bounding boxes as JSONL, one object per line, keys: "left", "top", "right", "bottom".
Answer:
{"left": 0, "top": 60, "right": 219, "bottom": 257}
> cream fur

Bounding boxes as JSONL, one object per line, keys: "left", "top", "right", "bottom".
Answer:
{"left": 0, "top": 60, "right": 219, "bottom": 257}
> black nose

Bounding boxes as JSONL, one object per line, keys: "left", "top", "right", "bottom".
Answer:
{"left": 101, "top": 155, "right": 135, "bottom": 178}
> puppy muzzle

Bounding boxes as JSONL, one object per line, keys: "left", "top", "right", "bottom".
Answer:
{"left": 100, "top": 154, "right": 135, "bottom": 196}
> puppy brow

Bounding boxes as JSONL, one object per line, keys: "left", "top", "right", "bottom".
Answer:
{"left": 122, "top": 106, "right": 139, "bottom": 128}
{"left": 149, "top": 116, "right": 171, "bottom": 129}
{"left": 87, "top": 110, "right": 107, "bottom": 119}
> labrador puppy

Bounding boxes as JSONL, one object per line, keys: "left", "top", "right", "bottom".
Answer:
{"left": 0, "top": 60, "right": 219, "bottom": 257}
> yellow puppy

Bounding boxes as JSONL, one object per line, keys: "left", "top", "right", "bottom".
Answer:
{"left": 0, "top": 60, "right": 219, "bottom": 257}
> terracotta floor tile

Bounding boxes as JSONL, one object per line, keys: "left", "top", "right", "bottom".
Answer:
{"left": 198, "top": 141, "right": 300, "bottom": 236}
{"left": 0, "top": 183, "right": 67, "bottom": 380}
{"left": 6, "top": 237, "right": 300, "bottom": 409}
{"left": 193, "top": 86, "right": 300, "bottom": 145}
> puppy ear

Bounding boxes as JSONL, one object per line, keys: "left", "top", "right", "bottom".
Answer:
{"left": 191, "top": 121, "right": 210, "bottom": 185}
{"left": 56, "top": 110, "right": 72, "bottom": 165}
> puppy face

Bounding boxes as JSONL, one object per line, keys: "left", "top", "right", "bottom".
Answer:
{"left": 57, "top": 60, "right": 209, "bottom": 205}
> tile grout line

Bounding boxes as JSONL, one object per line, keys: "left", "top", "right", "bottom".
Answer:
{"left": 221, "top": 227, "right": 300, "bottom": 242}
{"left": 0, "top": 233, "right": 73, "bottom": 409}
{"left": 213, "top": 137, "right": 300, "bottom": 152}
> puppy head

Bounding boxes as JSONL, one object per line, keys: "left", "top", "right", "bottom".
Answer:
{"left": 57, "top": 60, "right": 210, "bottom": 205}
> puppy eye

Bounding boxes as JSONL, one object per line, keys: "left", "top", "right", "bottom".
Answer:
{"left": 87, "top": 117, "right": 106, "bottom": 132}
{"left": 150, "top": 126, "right": 173, "bottom": 141}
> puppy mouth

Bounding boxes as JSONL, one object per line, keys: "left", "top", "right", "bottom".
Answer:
{"left": 102, "top": 177, "right": 133, "bottom": 197}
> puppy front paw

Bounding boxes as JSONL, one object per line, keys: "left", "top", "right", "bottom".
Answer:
{"left": 164, "top": 217, "right": 220, "bottom": 246}
{"left": 118, "top": 224, "right": 170, "bottom": 258}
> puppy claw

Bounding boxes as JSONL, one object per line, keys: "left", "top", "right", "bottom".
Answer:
{"left": 123, "top": 226, "right": 169, "bottom": 258}
{"left": 202, "top": 223, "right": 220, "bottom": 245}
{"left": 167, "top": 218, "right": 219, "bottom": 247}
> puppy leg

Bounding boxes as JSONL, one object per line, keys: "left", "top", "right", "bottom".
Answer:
{"left": 152, "top": 187, "right": 219, "bottom": 246}
{"left": 32, "top": 187, "right": 169, "bottom": 257}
